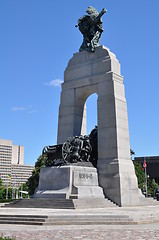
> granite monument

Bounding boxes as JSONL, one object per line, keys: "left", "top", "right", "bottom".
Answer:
{"left": 35, "top": 6, "right": 140, "bottom": 207}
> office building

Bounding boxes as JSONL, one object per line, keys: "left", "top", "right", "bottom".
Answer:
{"left": 0, "top": 139, "right": 34, "bottom": 186}
{"left": 11, "top": 164, "right": 34, "bottom": 187}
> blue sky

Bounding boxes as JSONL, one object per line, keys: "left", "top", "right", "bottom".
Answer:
{"left": 0, "top": 0, "right": 159, "bottom": 165}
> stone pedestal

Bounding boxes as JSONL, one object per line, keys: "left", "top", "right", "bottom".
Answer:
{"left": 34, "top": 166, "right": 104, "bottom": 199}
{"left": 57, "top": 45, "right": 140, "bottom": 206}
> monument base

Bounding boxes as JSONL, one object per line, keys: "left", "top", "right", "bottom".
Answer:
{"left": 34, "top": 166, "right": 104, "bottom": 199}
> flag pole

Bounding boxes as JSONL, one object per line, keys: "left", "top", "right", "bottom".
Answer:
{"left": 12, "top": 184, "right": 14, "bottom": 199}
{"left": 145, "top": 157, "right": 147, "bottom": 197}
{"left": 6, "top": 182, "right": 8, "bottom": 200}
{"left": 6, "top": 174, "right": 11, "bottom": 199}
{"left": 20, "top": 173, "right": 23, "bottom": 199}
{"left": 15, "top": 175, "right": 18, "bottom": 199}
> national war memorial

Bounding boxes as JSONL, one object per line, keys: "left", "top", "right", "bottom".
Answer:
{"left": 34, "top": 6, "right": 143, "bottom": 207}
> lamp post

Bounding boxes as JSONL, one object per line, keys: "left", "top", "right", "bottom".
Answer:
{"left": 6, "top": 182, "right": 8, "bottom": 199}
{"left": 145, "top": 159, "right": 147, "bottom": 197}
{"left": 6, "top": 173, "right": 11, "bottom": 199}
{"left": 16, "top": 187, "right": 18, "bottom": 199}
{"left": 15, "top": 174, "right": 18, "bottom": 199}
{"left": 12, "top": 183, "right": 14, "bottom": 199}
{"left": 143, "top": 157, "right": 148, "bottom": 197}
{"left": 144, "top": 157, "right": 150, "bottom": 197}
{"left": 20, "top": 173, "right": 23, "bottom": 199}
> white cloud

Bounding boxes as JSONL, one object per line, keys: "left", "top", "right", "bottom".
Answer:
{"left": 27, "top": 110, "right": 38, "bottom": 114}
{"left": 12, "top": 107, "right": 25, "bottom": 111}
{"left": 44, "top": 79, "right": 63, "bottom": 87}
{"left": 12, "top": 106, "right": 37, "bottom": 114}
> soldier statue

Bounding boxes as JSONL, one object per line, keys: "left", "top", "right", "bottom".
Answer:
{"left": 76, "top": 6, "right": 107, "bottom": 52}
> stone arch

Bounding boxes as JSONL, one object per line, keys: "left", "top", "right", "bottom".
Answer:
{"left": 57, "top": 46, "right": 140, "bottom": 206}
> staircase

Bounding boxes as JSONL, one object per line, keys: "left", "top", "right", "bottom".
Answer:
{"left": 73, "top": 198, "right": 117, "bottom": 208}
{"left": 44, "top": 214, "right": 133, "bottom": 225}
{"left": 0, "top": 213, "right": 134, "bottom": 225}
{"left": 0, "top": 214, "right": 48, "bottom": 225}
{"left": 3, "top": 198, "right": 75, "bottom": 209}
{"left": 3, "top": 197, "right": 117, "bottom": 209}
{"left": 139, "top": 196, "right": 159, "bottom": 206}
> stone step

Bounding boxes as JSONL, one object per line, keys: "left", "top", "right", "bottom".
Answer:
{"left": 44, "top": 220, "right": 133, "bottom": 225}
{"left": 139, "top": 197, "right": 159, "bottom": 206}
{"left": 44, "top": 215, "right": 133, "bottom": 225}
{"left": 3, "top": 198, "right": 117, "bottom": 209}
{"left": 0, "top": 220, "right": 44, "bottom": 225}
{"left": 45, "top": 221, "right": 132, "bottom": 225}
{"left": 47, "top": 215, "right": 129, "bottom": 219}
{"left": 7, "top": 203, "right": 74, "bottom": 206}
{"left": 46, "top": 216, "right": 132, "bottom": 222}
{"left": 7, "top": 206, "right": 74, "bottom": 209}
{"left": 73, "top": 198, "right": 117, "bottom": 208}
{"left": 4, "top": 199, "right": 75, "bottom": 209}
{"left": 0, "top": 217, "right": 46, "bottom": 222}
{"left": 34, "top": 192, "right": 67, "bottom": 199}
{"left": 69, "top": 194, "right": 78, "bottom": 199}
{"left": 0, "top": 214, "right": 47, "bottom": 218}
{"left": 8, "top": 199, "right": 74, "bottom": 203}
{"left": 0, "top": 213, "right": 133, "bottom": 225}
{"left": 0, "top": 214, "right": 48, "bottom": 225}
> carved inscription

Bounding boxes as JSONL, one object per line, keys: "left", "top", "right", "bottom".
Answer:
{"left": 79, "top": 173, "right": 93, "bottom": 180}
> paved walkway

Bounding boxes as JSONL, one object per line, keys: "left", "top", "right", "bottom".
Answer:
{"left": 0, "top": 223, "right": 159, "bottom": 240}
{"left": 0, "top": 204, "right": 159, "bottom": 239}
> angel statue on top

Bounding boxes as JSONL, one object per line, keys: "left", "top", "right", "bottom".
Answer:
{"left": 76, "top": 6, "right": 107, "bottom": 52}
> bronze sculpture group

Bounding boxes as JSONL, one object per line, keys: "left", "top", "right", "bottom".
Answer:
{"left": 76, "top": 6, "right": 107, "bottom": 52}
{"left": 43, "top": 126, "right": 98, "bottom": 168}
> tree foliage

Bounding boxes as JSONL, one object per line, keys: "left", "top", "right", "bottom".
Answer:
{"left": 133, "top": 160, "right": 158, "bottom": 197}
{"left": 0, "top": 179, "right": 12, "bottom": 200}
{"left": 26, "top": 155, "right": 45, "bottom": 196}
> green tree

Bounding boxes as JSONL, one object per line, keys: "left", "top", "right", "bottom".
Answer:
{"left": 133, "top": 160, "right": 158, "bottom": 197}
{"left": 133, "top": 161, "right": 145, "bottom": 191}
{"left": 147, "top": 178, "right": 158, "bottom": 197}
{"left": 0, "top": 179, "right": 2, "bottom": 187}
{"left": 0, "top": 179, "right": 5, "bottom": 199}
{"left": 26, "top": 155, "right": 45, "bottom": 196}
{"left": 22, "top": 182, "right": 29, "bottom": 192}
